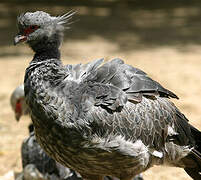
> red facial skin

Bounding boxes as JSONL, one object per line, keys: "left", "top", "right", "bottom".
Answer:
{"left": 15, "top": 99, "right": 22, "bottom": 121}
{"left": 24, "top": 25, "right": 40, "bottom": 36}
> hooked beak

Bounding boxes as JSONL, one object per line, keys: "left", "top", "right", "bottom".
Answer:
{"left": 15, "top": 112, "right": 22, "bottom": 121}
{"left": 14, "top": 34, "right": 27, "bottom": 45}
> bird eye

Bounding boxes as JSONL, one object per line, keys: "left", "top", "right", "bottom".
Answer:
{"left": 23, "top": 25, "right": 40, "bottom": 36}
{"left": 30, "top": 25, "right": 39, "bottom": 29}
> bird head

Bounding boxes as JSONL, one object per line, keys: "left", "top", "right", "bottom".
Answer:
{"left": 14, "top": 11, "right": 75, "bottom": 51}
{"left": 10, "top": 84, "right": 29, "bottom": 121}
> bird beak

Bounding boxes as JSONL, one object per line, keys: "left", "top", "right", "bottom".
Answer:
{"left": 15, "top": 112, "right": 22, "bottom": 121}
{"left": 14, "top": 35, "right": 27, "bottom": 45}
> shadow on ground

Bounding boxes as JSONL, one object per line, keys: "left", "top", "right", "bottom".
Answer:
{"left": 1, "top": 0, "right": 201, "bottom": 57}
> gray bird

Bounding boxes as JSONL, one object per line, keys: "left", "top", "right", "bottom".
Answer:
{"left": 10, "top": 84, "right": 29, "bottom": 121}
{"left": 10, "top": 84, "right": 34, "bottom": 132}
{"left": 10, "top": 84, "right": 143, "bottom": 180}
{"left": 14, "top": 11, "right": 201, "bottom": 180}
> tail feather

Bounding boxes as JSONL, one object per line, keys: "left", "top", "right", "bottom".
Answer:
{"left": 184, "top": 167, "right": 201, "bottom": 180}
{"left": 190, "top": 124, "right": 201, "bottom": 152}
{"left": 183, "top": 125, "right": 201, "bottom": 180}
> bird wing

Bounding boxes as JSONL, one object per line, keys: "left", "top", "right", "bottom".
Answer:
{"left": 64, "top": 58, "right": 104, "bottom": 83}
{"left": 85, "top": 58, "right": 178, "bottom": 100}
{"left": 64, "top": 58, "right": 178, "bottom": 111}
{"left": 66, "top": 58, "right": 193, "bottom": 151}
{"left": 82, "top": 96, "right": 194, "bottom": 151}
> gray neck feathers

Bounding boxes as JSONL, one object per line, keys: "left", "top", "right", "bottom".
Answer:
{"left": 30, "top": 31, "right": 63, "bottom": 62}
{"left": 28, "top": 30, "right": 63, "bottom": 56}
{"left": 33, "top": 48, "right": 61, "bottom": 62}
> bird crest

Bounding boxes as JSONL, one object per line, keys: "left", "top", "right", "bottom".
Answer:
{"left": 17, "top": 10, "right": 76, "bottom": 29}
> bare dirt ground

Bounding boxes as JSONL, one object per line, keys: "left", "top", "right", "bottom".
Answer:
{"left": 1, "top": 1, "right": 201, "bottom": 179}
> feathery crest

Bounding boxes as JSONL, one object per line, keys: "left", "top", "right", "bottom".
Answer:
{"left": 56, "top": 10, "right": 76, "bottom": 28}
{"left": 17, "top": 13, "right": 26, "bottom": 26}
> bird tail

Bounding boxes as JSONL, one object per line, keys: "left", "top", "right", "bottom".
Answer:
{"left": 183, "top": 125, "right": 201, "bottom": 180}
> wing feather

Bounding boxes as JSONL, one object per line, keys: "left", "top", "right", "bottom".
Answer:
{"left": 64, "top": 58, "right": 193, "bottom": 151}
{"left": 80, "top": 96, "right": 194, "bottom": 151}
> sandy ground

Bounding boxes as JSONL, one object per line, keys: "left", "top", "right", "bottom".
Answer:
{"left": 1, "top": 1, "right": 201, "bottom": 180}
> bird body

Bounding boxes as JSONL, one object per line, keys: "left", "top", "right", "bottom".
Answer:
{"left": 24, "top": 57, "right": 195, "bottom": 178}
{"left": 14, "top": 11, "right": 201, "bottom": 180}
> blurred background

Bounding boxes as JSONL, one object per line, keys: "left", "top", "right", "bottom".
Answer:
{"left": 1, "top": 0, "right": 201, "bottom": 179}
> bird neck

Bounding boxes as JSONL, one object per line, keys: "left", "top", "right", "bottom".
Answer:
{"left": 32, "top": 48, "right": 61, "bottom": 62}
{"left": 29, "top": 33, "right": 63, "bottom": 57}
